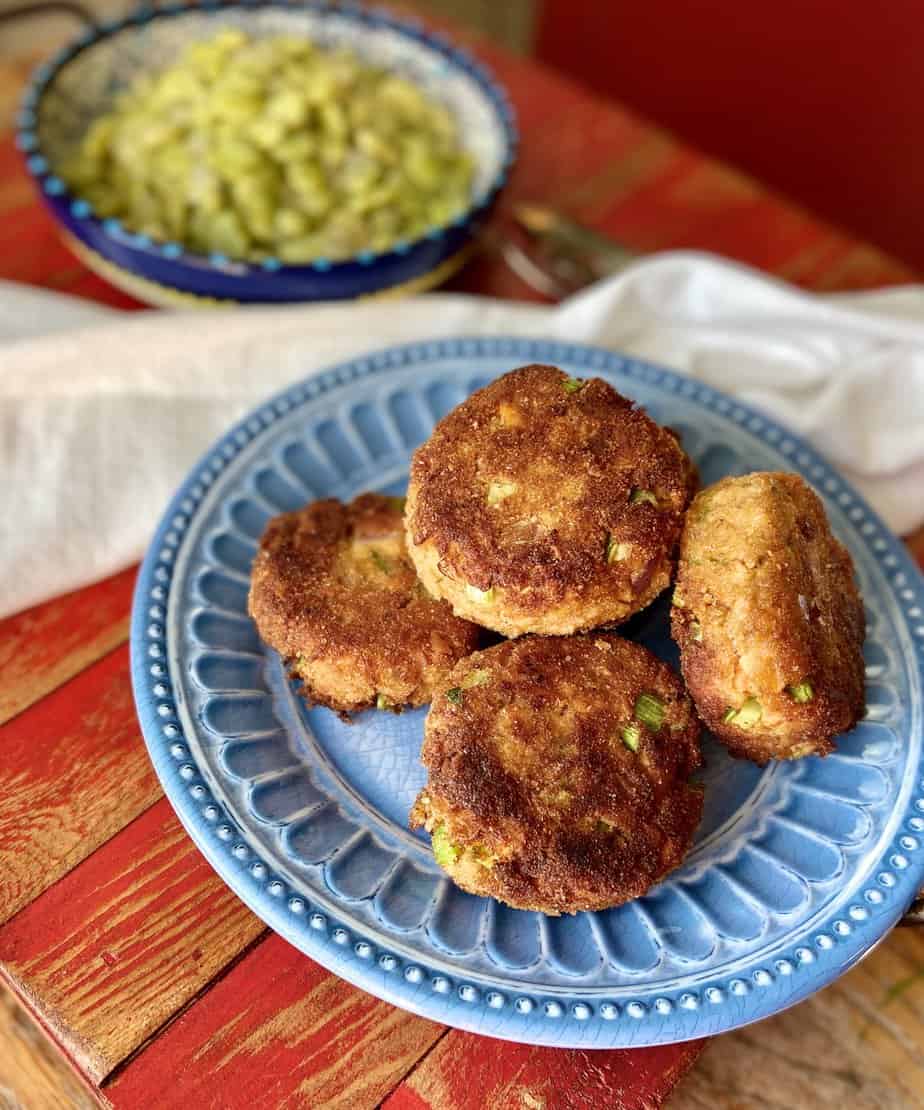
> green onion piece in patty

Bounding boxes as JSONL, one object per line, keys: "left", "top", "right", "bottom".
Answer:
{"left": 722, "top": 707, "right": 738, "bottom": 724}
{"left": 690, "top": 619, "right": 703, "bottom": 642}
{"left": 622, "top": 723, "right": 641, "bottom": 752}
{"left": 605, "top": 535, "right": 630, "bottom": 563}
{"left": 562, "top": 377, "right": 584, "bottom": 394}
{"left": 469, "top": 844, "right": 495, "bottom": 867}
{"left": 630, "top": 488, "right": 658, "bottom": 506}
{"left": 446, "top": 687, "right": 464, "bottom": 705}
{"left": 370, "top": 549, "right": 391, "bottom": 574}
{"left": 431, "top": 823, "right": 461, "bottom": 867}
{"left": 788, "top": 681, "right": 815, "bottom": 703}
{"left": 375, "top": 693, "right": 393, "bottom": 710}
{"left": 465, "top": 583, "right": 496, "bottom": 604}
{"left": 635, "top": 692, "right": 665, "bottom": 731}
{"left": 461, "top": 668, "right": 491, "bottom": 689}
{"left": 733, "top": 697, "right": 763, "bottom": 728}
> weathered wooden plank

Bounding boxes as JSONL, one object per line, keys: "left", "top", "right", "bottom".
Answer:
{"left": 383, "top": 1031, "right": 704, "bottom": 1110}
{"left": 671, "top": 925, "right": 924, "bottom": 1109}
{"left": 104, "top": 932, "right": 445, "bottom": 1109}
{"left": 0, "top": 566, "right": 136, "bottom": 726}
{"left": 0, "top": 797, "right": 265, "bottom": 1084}
{"left": 0, "top": 643, "right": 161, "bottom": 926}
{"left": 0, "top": 980, "right": 104, "bottom": 1110}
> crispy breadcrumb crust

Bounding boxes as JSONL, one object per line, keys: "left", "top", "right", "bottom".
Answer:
{"left": 405, "top": 364, "right": 694, "bottom": 636}
{"left": 248, "top": 493, "right": 481, "bottom": 714}
{"left": 410, "top": 634, "right": 703, "bottom": 914}
{"left": 671, "top": 472, "right": 865, "bottom": 763}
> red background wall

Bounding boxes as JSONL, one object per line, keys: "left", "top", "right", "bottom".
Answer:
{"left": 535, "top": 0, "right": 924, "bottom": 271}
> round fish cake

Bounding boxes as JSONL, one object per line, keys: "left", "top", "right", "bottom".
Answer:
{"left": 410, "top": 634, "right": 703, "bottom": 914}
{"left": 404, "top": 364, "right": 695, "bottom": 637}
{"left": 248, "top": 492, "right": 481, "bottom": 714}
{"left": 671, "top": 471, "right": 865, "bottom": 763}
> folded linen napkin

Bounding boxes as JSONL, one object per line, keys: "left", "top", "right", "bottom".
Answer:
{"left": 2, "top": 250, "right": 923, "bottom": 620}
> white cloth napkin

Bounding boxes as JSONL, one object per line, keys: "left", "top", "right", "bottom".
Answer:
{"left": 2, "top": 250, "right": 923, "bottom": 621}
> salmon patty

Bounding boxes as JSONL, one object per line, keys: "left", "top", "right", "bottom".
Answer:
{"left": 248, "top": 492, "right": 481, "bottom": 714}
{"left": 405, "top": 364, "right": 695, "bottom": 637}
{"left": 671, "top": 472, "right": 865, "bottom": 763}
{"left": 410, "top": 634, "right": 703, "bottom": 914}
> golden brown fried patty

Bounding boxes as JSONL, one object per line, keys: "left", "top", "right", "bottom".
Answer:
{"left": 671, "top": 472, "right": 865, "bottom": 763}
{"left": 248, "top": 493, "right": 480, "bottom": 714}
{"left": 405, "top": 364, "right": 694, "bottom": 637}
{"left": 410, "top": 634, "right": 703, "bottom": 914}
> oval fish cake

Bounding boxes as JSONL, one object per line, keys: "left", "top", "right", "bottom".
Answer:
{"left": 410, "top": 634, "right": 704, "bottom": 914}
{"left": 671, "top": 471, "right": 865, "bottom": 763}
{"left": 404, "top": 364, "right": 695, "bottom": 637}
{"left": 248, "top": 492, "right": 481, "bottom": 714}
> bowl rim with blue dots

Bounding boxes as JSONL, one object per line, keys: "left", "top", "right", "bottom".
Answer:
{"left": 18, "top": 0, "right": 518, "bottom": 304}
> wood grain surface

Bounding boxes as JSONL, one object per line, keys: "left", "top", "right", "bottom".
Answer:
{"left": 0, "top": 566, "right": 136, "bottom": 726}
{"left": 0, "top": 798, "right": 265, "bottom": 1083}
{"left": 104, "top": 933, "right": 445, "bottom": 1110}
{"left": 382, "top": 1033, "right": 705, "bottom": 1110}
{"left": 0, "top": 644, "right": 160, "bottom": 927}
{"left": 671, "top": 927, "right": 924, "bottom": 1110}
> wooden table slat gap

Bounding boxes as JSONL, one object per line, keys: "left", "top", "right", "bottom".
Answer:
{"left": 0, "top": 565, "right": 136, "bottom": 727}
{"left": 100, "top": 927, "right": 272, "bottom": 1088}
{"left": 0, "top": 643, "right": 163, "bottom": 927}
{"left": 0, "top": 621, "right": 132, "bottom": 730}
{"left": 372, "top": 1024, "right": 454, "bottom": 1110}
{"left": 0, "top": 790, "right": 167, "bottom": 934}
{"left": 0, "top": 618, "right": 129, "bottom": 731}
{"left": 0, "top": 981, "right": 109, "bottom": 1110}
{"left": 0, "top": 796, "right": 266, "bottom": 1082}
{"left": 0, "top": 964, "right": 110, "bottom": 1109}
{"left": 0, "top": 624, "right": 130, "bottom": 729}
{"left": 379, "top": 1027, "right": 707, "bottom": 1110}
{"left": 103, "top": 932, "right": 447, "bottom": 1110}
{"left": 1, "top": 626, "right": 132, "bottom": 728}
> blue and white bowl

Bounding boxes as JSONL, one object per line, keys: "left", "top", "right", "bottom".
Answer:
{"left": 19, "top": 2, "right": 517, "bottom": 306}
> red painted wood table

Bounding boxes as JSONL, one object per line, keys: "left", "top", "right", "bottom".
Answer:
{"left": 1, "top": 16, "right": 923, "bottom": 1110}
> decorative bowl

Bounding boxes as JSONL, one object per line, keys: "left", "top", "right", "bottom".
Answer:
{"left": 18, "top": 1, "right": 517, "bottom": 306}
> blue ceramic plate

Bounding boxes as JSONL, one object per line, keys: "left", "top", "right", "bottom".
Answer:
{"left": 131, "top": 338, "right": 924, "bottom": 1048}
